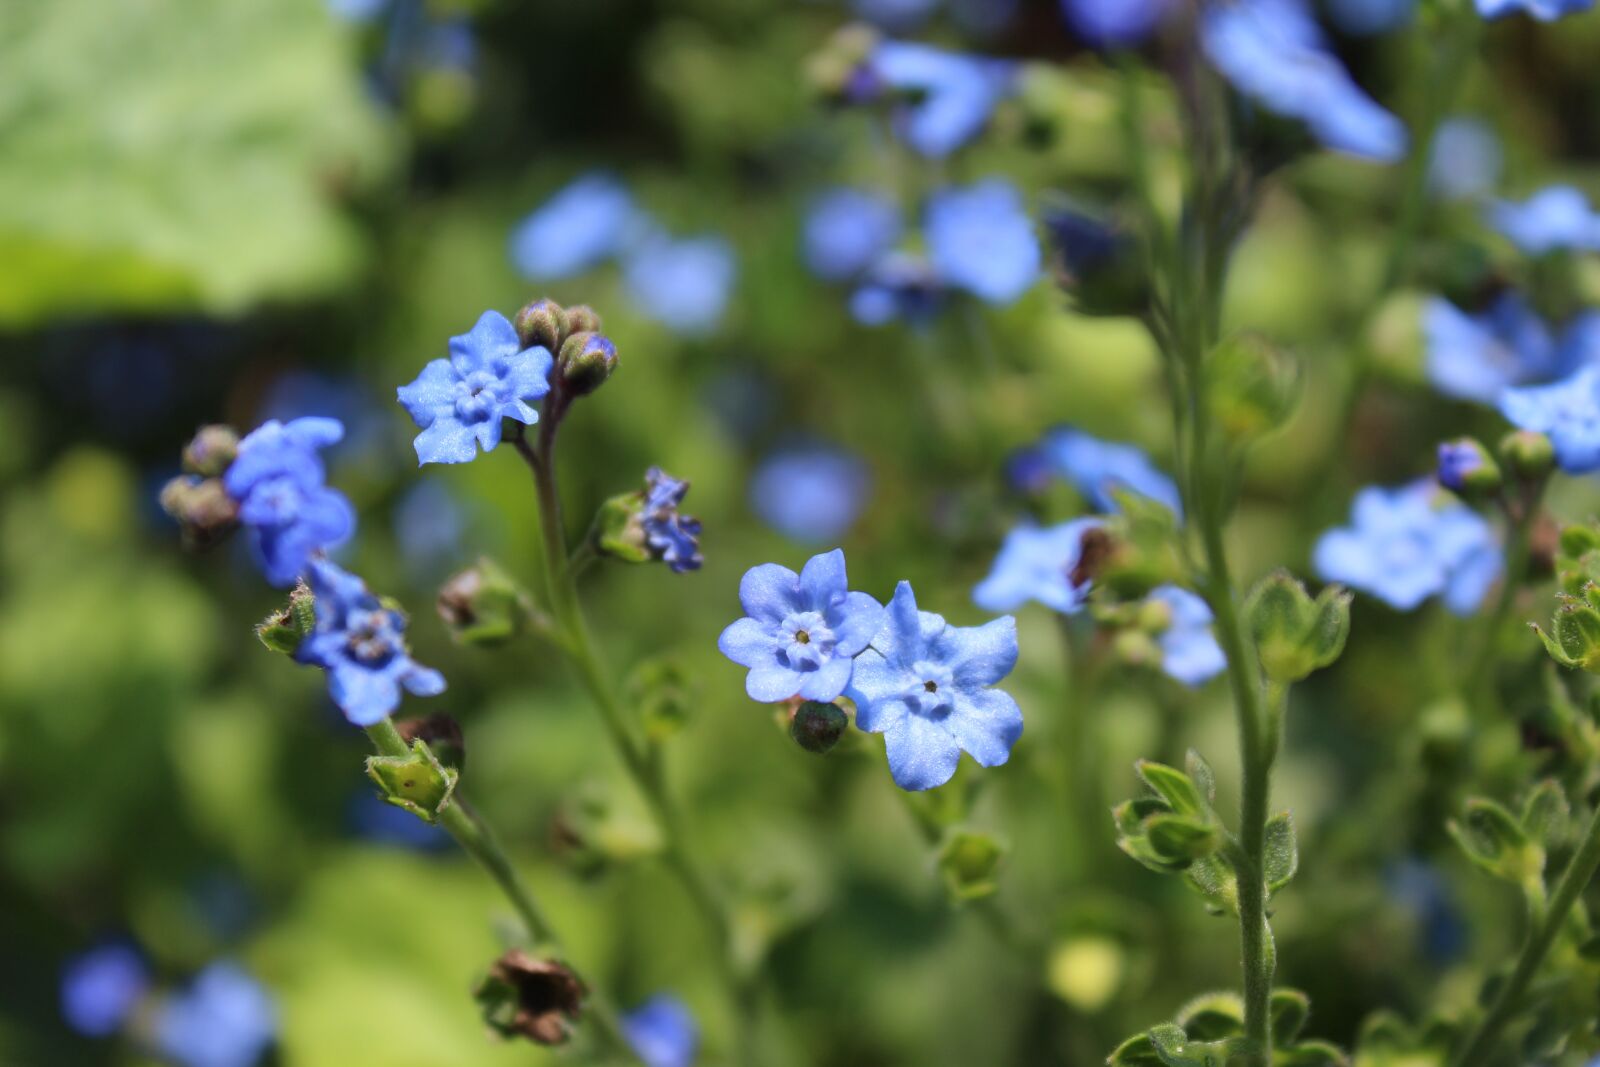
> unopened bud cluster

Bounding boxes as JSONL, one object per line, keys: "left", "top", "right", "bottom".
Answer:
{"left": 161, "top": 424, "right": 242, "bottom": 549}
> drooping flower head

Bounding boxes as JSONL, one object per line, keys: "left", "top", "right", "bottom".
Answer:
{"left": 223, "top": 417, "right": 355, "bottom": 587}
{"left": 61, "top": 943, "right": 150, "bottom": 1038}
{"left": 803, "top": 188, "right": 903, "bottom": 282}
{"left": 925, "top": 180, "right": 1041, "bottom": 305}
{"left": 1427, "top": 118, "right": 1501, "bottom": 201}
{"left": 1476, "top": 0, "right": 1594, "bottom": 20}
{"left": 1313, "top": 481, "right": 1501, "bottom": 614}
{"left": 1060, "top": 0, "right": 1172, "bottom": 46}
{"left": 622, "top": 234, "right": 737, "bottom": 336}
{"left": 1486, "top": 186, "right": 1600, "bottom": 255}
{"left": 718, "top": 549, "right": 886, "bottom": 703}
{"left": 1148, "top": 585, "right": 1226, "bottom": 687}
{"left": 1423, "top": 293, "right": 1561, "bottom": 404}
{"left": 973, "top": 518, "right": 1103, "bottom": 615}
{"left": 397, "top": 310, "right": 553, "bottom": 466}
{"left": 849, "top": 581, "right": 1022, "bottom": 791}
{"left": 856, "top": 41, "right": 1017, "bottom": 158}
{"left": 622, "top": 995, "right": 699, "bottom": 1067}
{"left": 296, "top": 559, "right": 446, "bottom": 725}
{"left": 642, "top": 468, "right": 704, "bottom": 573}
{"left": 749, "top": 445, "right": 871, "bottom": 544}
{"left": 1201, "top": 0, "right": 1407, "bottom": 162}
{"left": 1500, "top": 364, "right": 1600, "bottom": 472}
{"left": 1041, "top": 428, "right": 1183, "bottom": 515}
{"left": 510, "top": 173, "right": 639, "bottom": 280}
{"left": 152, "top": 962, "right": 277, "bottom": 1067}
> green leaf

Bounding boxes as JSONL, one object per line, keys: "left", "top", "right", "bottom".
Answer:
{"left": 1144, "top": 813, "right": 1222, "bottom": 862}
{"left": 1185, "top": 749, "right": 1216, "bottom": 805}
{"left": 1277, "top": 1039, "right": 1348, "bottom": 1066}
{"left": 1136, "top": 760, "right": 1207, "bottom": 816}
{"left": 1108, "top": 1033, "right": 1165, "bottom": 1067}
{"left": 1264, "top": 812, "right": 1299, "bottom": 894}
{"left": 1520, "top": 780, "right": 1569, "bottom": 847}
{"left": 1174, "top": 992, "right": 1243, "bottom": 1040}
{"left": 1448, "top": 797, "right": 1543, "bottom": 885}
{"left": 1270, "top": 989, "right": 1311, "bottom": 1046}
{"left": 1146, "top": 1023, "right": 1245, "bottom": 1067}
{"left": 1183, "top": 853, "right": 1240, "bottom": 916}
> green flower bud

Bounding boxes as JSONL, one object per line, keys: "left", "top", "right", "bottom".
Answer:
{"left": 558, "top": 332, "right": 618, "bottom": 397}
{"left": 395, "top": 711, "right": 465, "bottom": 771}
{"left": 436, "top": 557, "right": 531, "bottom": 647}
{"left": 1244, "top": 570, "right": 1351, "bottom": 683}
{"left": 562, "top": 304, "right": 603, "bottom": 337}
{"left": 160, "top": 475, "right": 240, "bottom": 551}
{"left": 181, "top": 424, "right": 240, "bottom": 478}
{"left": 365, "top": 738, "right": 459, "bottom": 823}
{"left": 593, "top": 491, "right": 652, "bottom": 564}
{"left": 1535, "top": 597, "right": 1600, "bottom": 672}
{"left": 1436, "top": 437, "right": 1502, "bottom": 499}
{"left": 513, "top": 298, "right": 567, "bottom": 354}
{"left": 937, "top": 829, "right": 1006, "bottom": 902}
{"left": 626, "top": 658, "right": 695, "bottom": 741}
{"left": 1206, "top": 334, "right": 1301, "bottom": 447}
{"left": 474, "top": 950, "right": 586, "bottom": 1046}
{"left": 256, "top": 579, "right": 315, "bottom": 654}
{"left": 790, "top": 700, "right": 848, "bottom": 754}
{"left": 1500, "top": 429, "right": 1555, "bottom": 482}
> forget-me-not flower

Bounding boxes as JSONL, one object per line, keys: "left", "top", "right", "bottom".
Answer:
{"left": 848, "top": 581, "right": 1021, "bottom": 791}
{"left": 622, "top": 996, "right": 699, "bottom": 1067}
{"left": 749, "top": 445, "right": 870, "bottom": 544}
{"left": 152, "top": 962, "right": 277, "bottom": 1067}
{"left": 397, "top": 310, "right": 553, "bottom": 466}
{"left": 718, "top": 549, "right": 885, "bottom": 702}
{"left": 862, "top": 41, "right": 1016, "bottom": 158}
{"left": 1042, "top": 428, "right": 1183, "bottom": 515}
{"left": 1060, "top": 0, "right": 1171, "bottom": 46}
{"left": 623, "top": 234, "right": 737, "bottom": 336}
{"left": 61, "top": 943, "right": 149, "bottom": 1038}
{"left": 223, "top": 417, "right": 355, "bottom": 587}
{"left": 1423, "top": 293, "right": 1559, "bottom": 403}
{"left": 804, "top": 188, "right": 902, "bottom": 282}
{"left": 296, "top": 559, "right": 446, "bottom": 725}
{"left": 1201, "top": 0, "right": 1407, "bottom": 162}
{"left": 510, "top": 173, "right": 639, "bottom": 280}
{"left": 1501, "top": 364, "right": 1600, "bottom": 472}
{"left": 1427, "top": 118, "right": 1502, "bottom": 201}
{"left": 1149, "top": 585, "right": 1227, "bottom": 687}
{"left": 1476, "top": 0, "right": 1593, "bottom": 19}
{"left": 1487, "top": 186, "right": 1600, "bottom": 255}
{"left": 973, "top": 518, "right": 1103, "bottom": 614}
{"left": 1314, "top": 481, "right": 1501, "bottom": 614}
{"left": 925, "top": 180, "right": 1041, "bottom": 305}
{"left": 642, "top": 468, "right": 704, "bottom": 573}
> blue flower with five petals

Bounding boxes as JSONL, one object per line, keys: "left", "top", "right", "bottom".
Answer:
{"left": 397, "top": 311, "right": 553, "bottom": 466}
{"left": 848, "top": 581, "right": 1021, "bottom": 791}
{"left": 152, "top": 962, "right": 276, "bottom": 1067}
{"left": 718, "top": 549, "right": 885, "bottom": 703}
{"left": 223, "top": 417, "right": 355, "bottom": 587}
{"left": 509, "top": 172, "right": 639, "bottom": 281}
{"left": 1423, "top": 292, "right": 1568, "bottom": 404}
{"left": 973, "top": 518, "right": 1103, "bottom": 615}
{"left": 1500, "top": 364, "right": 1600, "bottom": 472}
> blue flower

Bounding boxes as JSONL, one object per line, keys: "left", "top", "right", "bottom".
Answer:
{"left": 718, "top": 549, "right": 886, "bottom": 703}
{"left": 1427, "top": 118, "right": 1501, "bottom": 201}
{"left": 397, "top": 310, "right": 553, "bottom": 466}
{"left": 1436, "top": 440, "right": 1491, "bottom": 493}
{"left": 1423, "top": 292, "right": 1557, "bottom": 403}
{"left": 749, "top": 445, "right": 870, "bottom": 544}
{"left": 1326, "top": 0, "right": 1415, "bottom": 34}
{"left": 347, "top": 791, "right": 452, "bottom": 851}
{"left": 1201, "top": 0, "right": 1407, "bottom": 162}
{"left": 296, "top": 559, "right": 446, "bottom": 725}
{"left": 622, "top": 996, "right": 699, "bottom": 1067}
{"left": 864, "top": 41, "right": 1016, "bottom": 158}
{"left": 1149, "top": 585, "right": 1226, "bottom": 687}
{"left": 642, "top": 467, "right": 704, "bottom": 573}
{"left": 1060, "top": 0, "right": 1171, "bottom": 46}
{"left": 1486, "top": 186, "right": 1600, "bottom": 255}
{"left": 509, "top": 173, "right": 639, "bottom": 280}
{"left": 849, "top": 252, "right": 944, "bottom": 325}
{"left": 393, "top": 479, "right": 467, "bottom": 579}
{"left": 61, "top": 943, "right": 149, "bottom": 1038}
{"left": 848, "top": 581, "right": 1021, "bottom": 791}
{"left": 623, "top": 234, "right": 737, "bottom": 336}
{"left": 223, "top": 417, "right": 355, "bottom": 587}
{"left": 1042, "top": 428, "right": 1183, "bottom": 515}
{"left": 153, "top": 962, "right": 276, "bottom": 1067}
{"left": 1314, "top": 481, "right": 1501, "bottom": 614}
{"left": 925, "top": 180, "right": 1041, "bottom": 305}
{"left": 1501, "top": 364, "right": 1600, "bottom": 472}
{"left": 804, "top": 188, "right": 902, "bottom": 282}
{"left": 973, "top": 518, "right": 1102, "bottom": 614}
{"left": 1477, "top": 0, "right": 1593, "bottom": 19}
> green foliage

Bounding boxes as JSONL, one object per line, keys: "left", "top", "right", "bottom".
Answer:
{"left": 1114, "top": 759, "right": 1225, "bottom": 876}
{"left": 437, "top": 558, "right": 535, "bottom": 648}
{"left": 936, "top": 829, "right": 1006, "bottom": 903}
{"left": 1448, "top": 793, "right": 1549, "bottom": 890}
{"left": 1111, "top": 988, "right": 1341, "bottom": 1067}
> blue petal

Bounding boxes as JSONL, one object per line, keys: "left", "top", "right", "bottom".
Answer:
{"left": 329, "top": 664, "right": 402, "bottom": 725}
{"left": 828, "top": 591, "right": 886, "bottom": 658}
{"left": 718, "top": 617, "right": 777, "bottom": 668}
{"left": 413, "top": 418, "right": 480, "bottom": 466}
{"left": 883, "top": 712, "right": 963, "bottom": 790}
{"left": 403, "top": 664, "right": 447, "bottom": 697}
{"left": 503, "top": 346, "right": 554, "bottom": 404}
{"left": 948, "top": 687, "right": 1023, "bottom": 767}
{"left": 942, "top": 616, "right": 1019, "bottom": 688}
{"left": 746, "top": 663, "right": 805, "bottom": 703}
{"left": 738, "top": 563, "right": 802, "bottom": 622}
{"left": 797, "top": 657, "right": 854, "bottom": 701}
{"left": 883, "top": 580, "right": 925, "bottom": 667}
{"left": 845, "top": 650, "right": 909, "bottom": 733}
{"left": 798, "top": 548, "right": 848, "bottom": 608}
{"left": 397, "top": 359, "right": 459, "bottom": 426}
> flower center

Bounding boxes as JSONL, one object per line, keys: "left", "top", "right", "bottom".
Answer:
{"left": 923, "top": 680, "right": 938, "bottom": 693}
{"left": 346, "top": 609, "right": 397, "bottom": 666}
{"left": 795, "top": 630, "right": 811, "bottom": 644}
{"left": 779, "top": 611, "right": 835, "bottom": 671}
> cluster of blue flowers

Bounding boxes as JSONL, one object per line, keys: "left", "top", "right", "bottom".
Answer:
{"left": 223, "top": 417, "right": 355, "bottom": 587}
{"left": 510, "top": 173, "right": 736, "bottom": 336}
{"left": 840, "top": 39, "right": 1016, "bottom": 158}
{"left": 1423, "top": 293, "right": 1600, "bottom": 405}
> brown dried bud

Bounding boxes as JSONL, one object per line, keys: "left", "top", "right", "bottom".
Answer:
{"left": 475, "top": 951, "right": 586, "bottom": 1046}
{"left": 394, "top": 712, "right": 465, "bottom": 771}
{"left": 160, "top": 475, "right": 240, "bottom": 551}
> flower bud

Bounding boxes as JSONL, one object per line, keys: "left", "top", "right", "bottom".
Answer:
{"left": 181, "top": 425, "right": 240, "bottom": 478}
{"left": 437, "top": 557, "right": 530, "bottom": 647}
{"left": 562, "top": 304, "right": 603, "bottom": 337}
{"left": 558, "top": 332, "right": 618, "bottom": 397}
{"left": 1042, "top": 205, "right": 1151, "bottom": 318}
{"left": 160, "top": 475, "right": 240, "bottom": 551}
{"left": 394, "top": 711, "right": 465, "bottom": 771}
{"left": 1244, "top": 570, "right": 1351, "bottom": 683}
{"left": 1205, "top": 334, "right": 1301, "bottom": 446}
{"left": 1437, "top": 437, "right": 1501, "bottom": 497}
{"left": 256, "top": 580, "right": 316, "bottom": 654}
{"left": 1500, "top": 430, "right": 1555, "bottom": 482}
{"left": 513, "top": 298, "right": 566, "bottom": 354}
{"left": 626, "top": 659, "right": 694, "bottom": 741}
{"left": 790, "top": 700, "right": 848, "bottom": 754}
{"left": 474, "top": 951, "right": 586, "bottom": 1046}
{"left": 1535, "top": 596, "right": 1600, "bottom": 673}
{"left": 937, "top": 829, "right": 1006, "bottom": 902}
{"left": 364, "top": 739, "right": 459, "bottom": 823}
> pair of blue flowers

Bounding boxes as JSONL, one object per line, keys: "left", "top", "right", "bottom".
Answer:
{"left": 718, "top": 549, "right": 1023, "bottom": 792}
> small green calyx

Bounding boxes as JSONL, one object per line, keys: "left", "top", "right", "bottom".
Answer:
{"left": 365, "top": 738, "right": 459, "bottom": 823}
{"left": 790, "top": 700, "right": 848, "bottom": 754}
{"left": 255, "top": 579, "right": 316, "bottom": 654}
{"left": 1499, "top": 429, "right": 1556, "bottom": 482}
{"left": 593, "top": 491, "right": 651, "bottom": 564}
{"left": 394, "top": 711, "right": 465, "bottom": 771}
{"left": 1205, "top": 333, "right": 1301, "bottom": 448}
{"left": 437, "top": 557, "right": 532, "bottom": 647}
{"left": 1535, "top": 594, "right": 1600, "bottom": 672}
{"left": 1448, "top": 793, "right": 1550, "bottom": 890}
{"left": 1244, "top": 570, "right": 1351, "bottom": 683}
{"left": 937, "top": 829, "right": 1006, "bottom": 903}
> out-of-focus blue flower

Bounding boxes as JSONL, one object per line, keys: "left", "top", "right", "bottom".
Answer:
{"left": 850, "top": 252, "right": 944, "bottom": 325}
{"left": 392, "top": 480, "right": 467, "bottom": 578}
{"left": 152, "top": 963, "right": 276, "bottom": 1067}
{"left": 1436, "top": 440, "right": 1491, "bottom": 493}
{"left": 623, "top": 235, "right": 737, "bottom": 336}
{"left": 1060, "top": 0, "right": 1171, "bottom": 46}
{"left": 1326, "top": 0, "right": 1415, "bottom": 34}
{"left": 864, "top": 41, "right": 1016, "bottom": 158}
{"left": 1423, "top": 293, "right": 1558, "bottom": 403}
{"left": 1313, "top": 481, "right": 1501, "bottom": 614}
{"left": 61, "top": 944, "right": 149, "bottom": 1038}
{"left": 642, "top": 468, "right": 704, "bottom": 573}
{"left": 510, "top": 173, "right": 638, "bottom": 280}
{"left": 1042, "top": 428, "right": 1183, "bottom": 515}
{"left": 1427, "top": 118, "right": 1501, "bottom": 201}
{"left": 973, "top": 518, "right": 1102, "bottom": 614}
{"left": 925, "top": 180, "right": 1041, "bottom": 305}
{"left": 347, "top": 791, "right": 453, "bottom": 850}
{"left": 327, "top": 0, "right": 387, "bottom": 21}
{"left": 1501, "top": 365, "right": 1600, "bottom": 472}
{"left": 296, "top": 559, "right": 446, "bottom": 725}
{"left": 750, "top": 445, "right": 870, "bottom": 544}
{"left": 1487, "top": 186, "right": 1600, "bottom": 255}
{"left": 397, "top": 310, "right": 552, "bottom": 466}
{"left": 622, "top": 995, "right": 699, "bottom": 1067}
{"left": 718, "top": 549, "right": 885, "bottom": 702}
{"left": 223, "top": 417, "right": 356, "bottom": 587}
{"left": 1004, "top": 443, "right": 1056, "bottom": 494}
{"left": 1201, "top": 0, "right": 1407, "bottom": 162}
{"left": 848, "top": 581, "right": 1021, "bottom": 791}
{"left": 259, "top": 372, "right": 388, "bottom": 462}
{"left": 1386, "top": 859, "right": 1468, "bottom": 964}
{"left": 1477, "top": 0, "right": 1593, "bottom": 19}
{"left": 1149, "top": 585, "right": 1226, "bottom": 686}
{"left": 804, "top": 188, "right": 902, "bottom": 282}
{"left": 854, "top": 0, "right": 939, "bottom": 31}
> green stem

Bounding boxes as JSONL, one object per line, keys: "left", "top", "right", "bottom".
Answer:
{"left": 1450, "top": 802, "right": 1600, "bottom": 1067}
{"left": 1464, "top": 479, "right": 1547, "bottom": 710}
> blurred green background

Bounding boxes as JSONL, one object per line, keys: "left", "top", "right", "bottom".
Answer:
{"left": 10, "top": 0, "right": 1600, "bottom": 1064}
